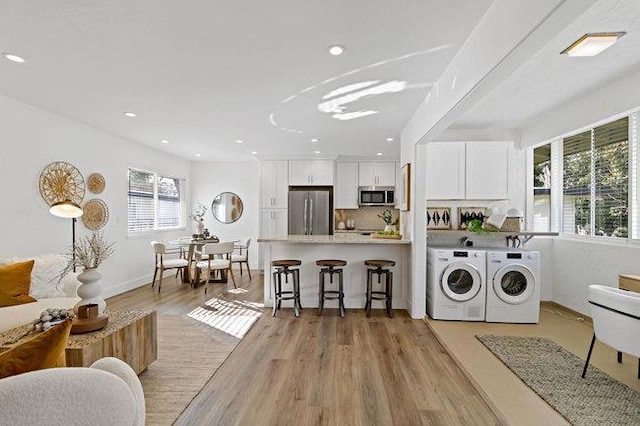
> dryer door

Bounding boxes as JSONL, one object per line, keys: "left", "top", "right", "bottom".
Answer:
{"left": 492, "top": 264, "right": 535, "bottom": 304}
{"left": 440, "top": 262, "right": 482, "bottom": 302}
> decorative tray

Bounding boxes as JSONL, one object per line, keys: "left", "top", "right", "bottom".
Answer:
{"left": 370, "top": 233, "right": 402, "bottom": 240}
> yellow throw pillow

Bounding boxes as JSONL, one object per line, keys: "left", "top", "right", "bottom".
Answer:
{"left": 0, "top": 260, "right": 37, "bottom": 307}
{"left": 0, "top": 318, "right": 72, "bottom": 379}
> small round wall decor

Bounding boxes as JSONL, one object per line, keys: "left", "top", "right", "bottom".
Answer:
{"left": 82, "top": 198, "right": 109, "bottom": 230}
{"left": 87, "top": 173, "right": 106, "bottom": 194}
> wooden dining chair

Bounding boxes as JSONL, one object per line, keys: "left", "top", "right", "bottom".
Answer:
{"left": 231, "top": 238, "right": 252, "bottom": 280}
{"left": 151, "top": 241, "right": 189, "bottom": 292}
{"left": 195, "top": 241, "right": 236, "bottom": 292}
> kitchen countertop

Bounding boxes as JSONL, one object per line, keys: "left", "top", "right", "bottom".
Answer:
{"left": 257, "top": 234, "right": 411, "bottom": 245}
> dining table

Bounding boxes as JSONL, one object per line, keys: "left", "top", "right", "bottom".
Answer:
{"left": 168, "top": 238, "right": 237, "bottom": 287}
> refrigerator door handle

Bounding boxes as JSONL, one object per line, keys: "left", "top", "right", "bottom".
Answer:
{"left": 309, "top": 198, "right": 313, "bottom": 235}
{"left": 303, "top": 198, "right": 309, "bottom": 235}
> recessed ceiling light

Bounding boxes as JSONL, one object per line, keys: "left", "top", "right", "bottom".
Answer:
{"left": 251, "top": 151, "right": 257, "bottom": 155}
{"left": 236, "top": 139, "right": 243, "bottom": 144}
{"left": 328, "top": 45, "right": 345, "bottom": 56}
{"left": 376, "top": 152, "right": 383, "bottom": 156}
{"left": 311, "top": 138, "right": 319, "bottom": 142}
{"left": 123, "top": 112, "right": 137, "bottom": 117}
{"left": 561, "top": 32, "right": 626, "bottom": 57}
{"left": 161, "top": 139, "right": 169, "bottom": 144}
{"left": 314, "top": 150, "right": 321, "bottom": 154}
{"left": 386, "top": 137, "right": 394, "bottom": 142}
{"left": 3, "top": 53, "right": 25, "bottom": 63}
{"left": 195, "top": 153, "right": 202, "bottom": 158}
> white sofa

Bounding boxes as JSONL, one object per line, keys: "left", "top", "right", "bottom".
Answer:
{"left": 0, "top": 255, "right": 80, "bottom": 333}
{"left": 0, "top": 356, "right": 145, "bottom": 425}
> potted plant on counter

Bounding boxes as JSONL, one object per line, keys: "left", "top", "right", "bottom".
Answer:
{"left": 378, "top": 209, "right": 397, "bottom": 232}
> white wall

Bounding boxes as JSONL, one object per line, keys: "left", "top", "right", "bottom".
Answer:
{"left": 0, "top": 94, "right": 191, "bottom": 297}
{"left": 191, "top": 162, "right": 260, "bottom": 270}
{"left": 519, "top": 67, "right": 640, "bottom": 315}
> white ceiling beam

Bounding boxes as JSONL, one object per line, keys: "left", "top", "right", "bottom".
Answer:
{"left": 401, "top": 0, "right": 598, "bottom": 146}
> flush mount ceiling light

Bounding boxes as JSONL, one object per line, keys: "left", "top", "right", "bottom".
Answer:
{"left": 376, "top": 152, "right": 383, "bottom": 156}
{"left": 311, "top": 138, "right": 319, "bottom": 142}
{"left": 327, "top": 45, "right": 345, "bottom": 56}
{"left": 161, "top": 139, "right": 169, "bottom": 144}
{"left": 561, "top": 32, "right": 626, "bottom": 57}
{"left": 3, "top": 53, "right": 25, "bottom": 63}
{"left": 314, "top": 150, "right": 321, "bottom": 154}
{"left": 235, "top": 139, "right": 243, "bottom": 144}
{"left": 195, "top": 153, "right": 202, "bottom": 158}
{"left": 386, "top": 137, "right": 394, "bottom": 142}
{"left": 123, "top": 111, "right": 137, "bottom": 117}
{"left": 251, "top": 151, "right": 257, "bottom": 155}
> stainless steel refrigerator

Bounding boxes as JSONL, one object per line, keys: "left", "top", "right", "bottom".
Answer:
{"left": 288, "top": 186, "right": 333, "bottom": 235}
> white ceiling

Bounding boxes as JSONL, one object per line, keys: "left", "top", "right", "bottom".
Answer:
{"left": 0, "top": 0, "right": 492, "bottom": 161}
{"left": 451, "top": 0, "right": 640, "bottom": 133}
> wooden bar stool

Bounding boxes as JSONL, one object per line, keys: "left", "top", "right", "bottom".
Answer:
{"left": 271, "top": 259, "right": 302, "bottom": 317}
{"left": 364, "top": 259, "right": 396, "bottom": 318}
{"left": 316, "top": 259, "right": 347, "bottom": 317}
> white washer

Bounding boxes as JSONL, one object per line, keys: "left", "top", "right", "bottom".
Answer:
{"left": 427, "top": 247, "right": 486, "bottom": 321}
{"left": 485, "top": 249, "right": 541, "bottom": 323}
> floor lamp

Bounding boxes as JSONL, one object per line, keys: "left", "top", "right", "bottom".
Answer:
{"left": 49, "top": 200, "right": 84, "bottom": 272}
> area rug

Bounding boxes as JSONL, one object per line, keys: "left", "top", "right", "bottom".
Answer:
{"left": 477, "top": 335, "right": 640, "bottom": 426}
{"left": 140, "top": 296, "right": 262, "bottom": 425}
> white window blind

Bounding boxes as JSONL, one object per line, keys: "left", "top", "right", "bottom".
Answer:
{"left": 128, "top": 168, "right": 184, "bottom": 234}
{"left": 561, "top": 117, "right": 629, "bottom": 237}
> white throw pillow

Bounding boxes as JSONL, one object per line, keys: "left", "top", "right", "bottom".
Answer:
{"left": 0, "top": 255, "right": 79, "bottom": 298}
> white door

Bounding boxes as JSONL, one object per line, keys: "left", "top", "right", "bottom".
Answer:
{"left": 465, "top": 142, "right": 509, "bottom": 199}
{"left": 260, "top": 161, "right": 288, "bottom": 208}
{"left": 335, "top": 162, "right": 359, "bottom": 209}
{"left": 440, "top": 262, "right": 482, "bottom": 302}
{"left": 425, "top": 142, "right": 465, "bottom": 199}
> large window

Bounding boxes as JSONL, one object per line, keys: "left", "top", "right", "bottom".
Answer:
{"left": 562, "top": 117, "right": 628, "bottom": 237}
{"left": 128, "top": 168, "right": 185, "bottom": 234}
{"left": 531, "top": 115, "right": 633, "bottom": 239}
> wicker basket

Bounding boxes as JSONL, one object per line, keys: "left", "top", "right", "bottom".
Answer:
{"left": 500, "top": 217, "right": 522, "bottom": 232}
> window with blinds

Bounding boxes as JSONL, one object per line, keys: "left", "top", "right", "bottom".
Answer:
{"left": 533, "top": 144, "right": 551, "bottom": 231}
{"left": 128, "top": 168, "right": 184, "bottom": 234}
{"left": 561, "top": 117, "right": 629, "bottom": 237}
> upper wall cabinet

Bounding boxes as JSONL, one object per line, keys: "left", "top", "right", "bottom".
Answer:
{"left": 358, "top": 162, "right": 396, "bottom": 187}
{"left": 289, "top": 160, "right": 334, "bottom": 186}
{"left": 335, "top": 162, "right": 359, "bottom": 209}
{"left": 260, "top": 161, "right": 289, "bottom": 208}
{"left": 425, "top": 141, "right": 510, "bottom": 200}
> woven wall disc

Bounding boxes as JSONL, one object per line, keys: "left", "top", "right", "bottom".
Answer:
{"left": 39, "top": 161, "right": 85, "bottom": 206}
{"left": 87, "top": 173, "right": 106, "bottom": 194}
{"left": 82, "top": 199, "right": 109, "bottom": 230}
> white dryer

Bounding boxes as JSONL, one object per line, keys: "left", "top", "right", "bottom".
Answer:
{"left": 485, "top": 249, "right": 541, "bottom": 323}
{"left": 427, "top": 247, "right": 486, "bottom": 321}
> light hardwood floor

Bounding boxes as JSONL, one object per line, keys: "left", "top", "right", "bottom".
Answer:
{"left": 109, "top": 271, "right": 500, "bottom": 425}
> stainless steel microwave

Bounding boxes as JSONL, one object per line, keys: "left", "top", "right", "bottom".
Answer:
{"left": 358, "top": 186, "right": 395, "bottom": 206}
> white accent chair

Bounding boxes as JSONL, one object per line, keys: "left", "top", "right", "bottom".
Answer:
{"left": 196, "top": 241, "right": 236, "bottom": 291}
{"left": 0, "top": 357, "right": 145, "bottom": 425}
{"left": 151, "top": 241, "right": 189, "bottom": 292}
{"left": 232, "top": 238, "right": 252, "bottom": 280}
{"left": 582, "top": 284, "right": 640, "bottom": 378}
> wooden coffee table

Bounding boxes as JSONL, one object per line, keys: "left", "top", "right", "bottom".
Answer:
{"left": 0, "top": 309, "right": 157, "bottom": 375}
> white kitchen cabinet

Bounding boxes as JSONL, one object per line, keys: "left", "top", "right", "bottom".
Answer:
{"left": 260, "top": 161, "right": 288, "bottom": 208}
{"left": 335, "top": 162, "right": 359, "bottom": 209}
{"left": 425, "top": 142, "right": 466, "bottom": 199}
{"left": 289, "top": 160, "right": 334, "bottom": 185}
{"left": 425, "top": 141, "right": 510, "bottom": 200}
{"left": 260, "top": 209, "right": 288, "bottom": 237}
{"left": 465, "top": 142, "right": 509, "bottom": 199}
{"left": 358, "top": 162, "right": 396, "bottom": 186}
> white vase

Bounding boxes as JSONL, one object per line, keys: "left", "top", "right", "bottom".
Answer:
{"left": 197, "top": 221, "right": 205, "bottom": 234}
{"left": 75, "top": 267, "right": 106, "bottom": 314}
{"left": 384, "top": 224, "right": 395, "bottom": 232}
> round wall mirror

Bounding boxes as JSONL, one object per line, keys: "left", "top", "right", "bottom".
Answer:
{"left": 212, "top": 192, "right": 243, "bottom": 223}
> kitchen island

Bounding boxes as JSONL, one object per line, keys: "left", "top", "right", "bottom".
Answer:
{"left": 258, "top": 234, "right": 411, "bottom": 313}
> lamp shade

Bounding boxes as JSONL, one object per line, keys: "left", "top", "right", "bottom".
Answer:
{"left": 49, "top": 200, "right": 83, "bottom": 218}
